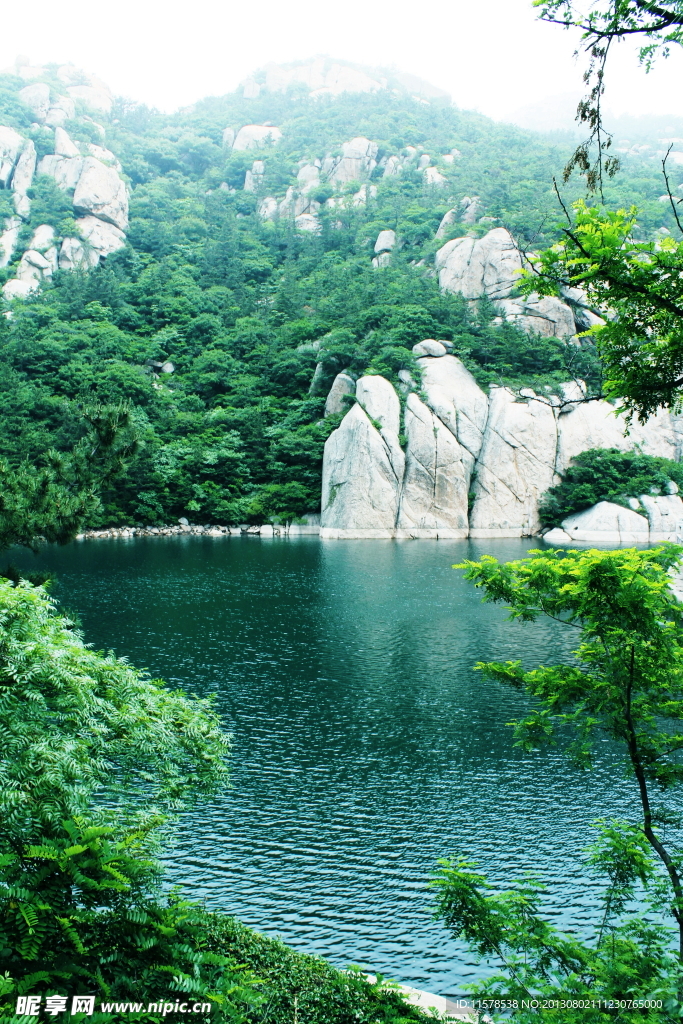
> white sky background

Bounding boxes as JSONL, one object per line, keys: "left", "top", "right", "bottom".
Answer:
{"left": 0, "top": 0, "right": 681, "bottom": 128}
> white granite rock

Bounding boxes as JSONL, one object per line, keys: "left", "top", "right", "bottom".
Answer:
{"left": 329, "top": 137, "right": 378, "bottom": 184}
{"left": 355, "top": 375, "right": 401, "bottom": 435}
{"left": 556, "top": 401, "right": 679, "bottom": 473}
{"left": 543, "top": 527, "right": 573, "bottom": 545}
{"left": 325, "top": 372, "right": 356, "bottom": 416}
{"left": 320, "top": 403, "right": 403, "bottom": 536}
{"left": 461, "top": 196, "right": 482, "bottom": 225}
{"left": 372, "top": 252, "right": 391, "bottom": 268}
{"left": 396, "top": 393, "right": 469, "bottom": 536}
{"left": 437, "top": 227, "right": 577, "bottom": 338}
{"left": 222, "top": 127, "right": 235, "bottom": 148}
{"left": 232, "top": 125, "right": 283, "bottom": 151}
{"left": 412, "top": 339, "right": 447, "bottom": 357}
{"left": 639, "top": 494, "right": 683, "bottom": 542}
{"left": 66, "top": 85, "right": 112, "bottom": 114}
{"left": 29, "top": 224, "right": 55, "bottom": 252}
{"left": 435, "top": 208, "right": 457, "bottom": 238}
{"left": 37, "top": 154, "right": 84, "bottom": 191}
{"left": 294, "top": 213, "right": 321, "bottom": 233}
{"left": 0, "top": 217, "right": 21, "bottom": 268}
{"left": 2, "top": 278, "right": 35, "bottom": 300}
{"left": 424, "top": 166, "right": 447, "bottom": 186}
{"left": 59, "top": 236, "right": 93, "bottom": 271}
{"left": 561, "top": 501, "right": 649, "bottom": 545}
{"left": 54, "top": 128, "right": 80, "bottom": 158}
{"left": 263, "top": 58, "right": 383, "bottom": 97}
{"left": 87, "top": 144, "right": 121, "bottom": 171}
{"left": 383, "top": 155, "right": 401, "bottom": 177}
{"left": 469, "top": 388, "right": 558, "bottom": 537}
{"left": 73, "top": 158, "right": 128, "bottom": 230}
{"left": 297, "top": 163, "right": 320, "bottom": 191}
{"left": 416, "top": 354, "right": 489, "bottom": 465}
{"left": 76, "top": 216, "right": 126, "bottom": 259}
{"left": 45, "top": 95, "right": 76, "bottom": 126}
{"left": 11, "top": 140, "right": 36, "bottom": 197}
{"left": 18, "top": 83, "right": 51, "bottom": 120}
{"left": 374, "top": 229, "right": 396, "bottom": 253}
{"left": 0, "top": 126, "right": 24, "bottom": 187}
{"left": 13, "top": 193, "right": 31, "bottom": 219}
{"left": 258, "top": 197, "right": 278, "bottom": 220}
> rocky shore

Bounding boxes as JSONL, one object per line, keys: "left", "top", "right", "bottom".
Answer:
{"left": 77, "top": 516, "right": 321, "bottom": 540}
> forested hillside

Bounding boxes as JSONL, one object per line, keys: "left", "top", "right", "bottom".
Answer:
{"left": 0, "top": 58, "right": 677, "bottom": 528}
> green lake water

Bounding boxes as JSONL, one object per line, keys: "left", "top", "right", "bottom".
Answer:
{"left": 13, "top": 536, "right": 641, "bottom": 997}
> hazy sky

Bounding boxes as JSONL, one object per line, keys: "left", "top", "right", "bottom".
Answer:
{"left": 1, "top": 0, "right": 681, "bottom": 126}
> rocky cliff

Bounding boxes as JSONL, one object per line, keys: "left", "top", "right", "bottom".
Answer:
{"left": 320, "top": 346, "right": 681, "bottom": 539}
{"left": 0, "top": 61, "right": 127, "bottom": 299}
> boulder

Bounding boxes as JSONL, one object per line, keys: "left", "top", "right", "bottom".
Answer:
{"left": 13, "top": 193, "right": 30, "bottom": 219}
{"left": 396, "top": 393, "right": 469, "bottom": 537}
{"left": 232, "top": 125, "right": 283, "bottom": 151}
{"left": 66, "top": 85, "right": 112, "bottom": 114}
{"left": 461, "top": 196, "right": 482, "bottom": 224}
{"left": 297, "top": 163, "right": 320, "bottom": 191}
{"left": 372, "top": 252, "right": 391, "bottom": 268}
{"left": 0, "top": 217, "right": 21, "bottom": 268}
{"left": 2, "top": 279, "right": 35, "bottom": 300}
{"left": 222, "top": 127, "right": 235, "bottom": 148}
{"left": 0, "top": 126, "right": 24, "bottom": 187}
{"left": 560, "top": 501, "right": 649, "bottom": 545}
{"left": 412, "top": 339, "right": 446, "bottom": 357}
{"left": 435, "top": 208, "right": 457, "bottom": 238}
{"left": 29, "top": 224, "right": 55, "bottom": 252}
{"left": 639, "top": 494, "right": 683, "bottom": 542}
{"left": 329, "top": 137, "right": 378, "bottom": 184}
{"left": 45, "top": 95, "right": 76, "bottom": 126}
{"left": 424, "top": 166, "right": 447, "bottom": 186}
{"left": 383, "top": 155, "right": 401, "bottom": 177}
{"left": 18, "top": 83, "right": 51, "bottom": 120}
{"left": 436, "top": 228, "right": 523, "bottom": 301}
{"left": 87, "top": 144, "right": 121, "bottom": 171}
{"left": 320, "top": 403, "right": 404, "bottom": 537}
{"left": 556, "top": 401, "right": 679, "bottom": 472}
{"left": 374, "top": 229, "right": 396, "bottom": 253}
{"left": 37, "top": 154, "right": 84, "bottom": 191}
{"left": 294, "top": 213, "right": 320, "bottom": 233}
{"left": 436, "top": 227, "right": 577, "bottom": 337}
{"left": 18, "top": 248, "right": 52, "bottom": 281}
{"left": 11, "top": 140, "right": 36, "bottom": 196}
{"left": 258, "top": 197, "right": 278, "bottom": 220}
{"left": 73, "top": 157, "right": 128, "bottom": 230}
{"left": 469, "top": 388, "right": 558, "bottom": 537}
{"left": 59, "top": 236, "right": 95, "bottom": 271}
{"left": 54, "top": 127, "right": 80, "bottom": 158}
{"left": 76, "top": 216, "right": 126, "bottom": 259}
{"left": 324, "top": 372, "right": 356, "bottom": 416}
{"left": 355, "top": 375, "right": 401, "bottom": 435}
{"left": 416, "top": 354, "right": 489, "bottom": 465}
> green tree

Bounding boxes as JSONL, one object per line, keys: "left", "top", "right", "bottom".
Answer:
{"left": 522, "top": 199, "right": 683, "bottom": 418}
{"left": 0, "top": 403, "right": 137, "bottom": 553}
{"left": 433, "top": 544, "right": 683, "bottom": 1021}
{"left": 0, "top": 578, "right": 260, "bottom": 1019}
{"left": 535, "top": 0, "right": 683, "bottom": 189}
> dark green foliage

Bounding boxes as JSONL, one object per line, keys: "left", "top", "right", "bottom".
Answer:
{"left": 539, "top": 447, "right": 683, "bottom": 527}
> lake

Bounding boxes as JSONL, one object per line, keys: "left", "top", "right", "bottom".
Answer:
{"left": 12, "top": 535, "right": 641, "bottom": 997}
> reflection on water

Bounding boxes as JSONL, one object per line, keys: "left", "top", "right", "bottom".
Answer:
{"left": 13, "top": 537, "right": 640, "bottom": 995}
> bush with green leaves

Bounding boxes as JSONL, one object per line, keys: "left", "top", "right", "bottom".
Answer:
{"left": 539, "top": 448, "right": 683, "bottom": 528}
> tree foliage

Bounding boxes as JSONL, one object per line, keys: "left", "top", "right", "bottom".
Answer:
{"left": 522, "top": 199, "right": 683, "bottom": 418}
{"left": 434, "top": 545, "right": 683, "bottom": 1020}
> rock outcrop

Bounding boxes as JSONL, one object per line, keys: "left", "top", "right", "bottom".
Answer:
{"left": 1, "top": 69, "right": 129, "bottom": 300}
{"left": 435, "top": 227, "right": 579, "bottom": 338}
{"left": 232, "top": 125, "right": 283, "bottom": 151}
{"left": 321, "top": 347, "right": 683, "bottom": 541}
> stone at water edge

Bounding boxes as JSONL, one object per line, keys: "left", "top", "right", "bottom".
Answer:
{"left": 560, "top": 501, "right": 649, "bottom": 544}
{"left": 639, "top": 494, "right": 683, "bottom": 542}
{"left": 416, "top": 353, "right": 489, "bottom": 467}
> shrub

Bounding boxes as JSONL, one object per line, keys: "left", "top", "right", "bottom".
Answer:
{"left": 539, "top": 448, "right": 683, "bottom": 528}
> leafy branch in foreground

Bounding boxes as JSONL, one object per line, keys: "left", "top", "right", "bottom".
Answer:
{"left": 520, "top": 199, "right": 683, "bottom": 419}
{"left": 0, "top": 401, "right": 138, "bottom": 552}
{"left": 534, "top": 0, "right": 683, "bottom": 191}
{"left": 432, "top": 545, "right": 683, "bottom": 1021}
